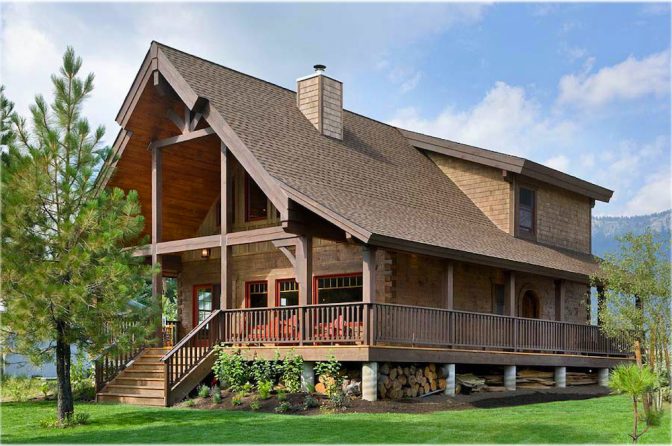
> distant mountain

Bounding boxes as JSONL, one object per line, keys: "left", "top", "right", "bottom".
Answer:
{"left": 592, "top": 210, "right": 671, "bottom": 258}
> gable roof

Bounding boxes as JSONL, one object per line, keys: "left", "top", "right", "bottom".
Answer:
{"left": 112, "top": 42, "right": 604, "bottom": 281}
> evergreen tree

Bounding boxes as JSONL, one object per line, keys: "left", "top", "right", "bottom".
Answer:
{"left": 1, "top": 48, "right": 157, "bottom": 422}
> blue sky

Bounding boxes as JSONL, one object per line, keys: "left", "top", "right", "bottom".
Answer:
{"left": 1, "top": 1, "right": 670, "bottom": 216}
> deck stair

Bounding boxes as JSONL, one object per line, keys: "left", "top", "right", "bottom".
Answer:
{"left": 96, "top": 347, "right": 170, "bottom": 406}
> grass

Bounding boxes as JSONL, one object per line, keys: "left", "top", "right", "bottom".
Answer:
{"left": 1, "top": 395, "right": 670, "bottom": 444}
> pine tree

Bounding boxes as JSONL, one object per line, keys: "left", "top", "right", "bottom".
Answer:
{"left": 1, "top": 48, "right": 157, "bottom": 422}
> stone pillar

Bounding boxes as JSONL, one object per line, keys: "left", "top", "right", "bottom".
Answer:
{"left": 504, "top": 365, "right": 516, "bottom": 391}
{"left": 301, "top": 362, "right": 315, "bottom": 392}
{"left": 598, "top": 368, "right": 609, "bottom": 387}
{"left": 554, "top": 366, "right": 566, "bottom": 388}
{"left": 441, "top": 364, "right": 456, "bottom": 396}
{"left": 362, "top": 362, "right": 378, "bottom": 401}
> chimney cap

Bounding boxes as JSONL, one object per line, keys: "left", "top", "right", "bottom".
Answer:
{"left": 313, "top": 64, "right": 327, "bottom": 73}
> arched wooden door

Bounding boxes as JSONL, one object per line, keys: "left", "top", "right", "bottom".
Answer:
{"left": 521, "top": 290, "right": 540, "bottom": 319}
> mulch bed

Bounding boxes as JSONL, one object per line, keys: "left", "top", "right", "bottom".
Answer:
{"left": 175, "top": 385, "right": 611, "bottom": 415}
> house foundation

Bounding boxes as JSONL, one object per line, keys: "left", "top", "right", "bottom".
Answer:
{"left": 362, "top": 362, "right": 378, "bottom": 401}
{"left": 504, "top": 365, "right": 516, "bottom": 391}
{"left": 554, "top": 366, "right": 566, "bottom": 388}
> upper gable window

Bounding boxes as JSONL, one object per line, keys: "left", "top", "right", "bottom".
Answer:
{"left": 245, "top": 173, "right": 267, "bottom": 222}
{"left": 518, "top": 187, "right": 536, "bottom": 237}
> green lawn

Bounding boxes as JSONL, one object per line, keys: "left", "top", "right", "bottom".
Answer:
{"left": 1, "top": 395, "right": 670, "bottom": 444}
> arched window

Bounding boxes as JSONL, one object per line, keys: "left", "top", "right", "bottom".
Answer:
{"left": 521, "top": 290, "right": 540, "bottom": 319}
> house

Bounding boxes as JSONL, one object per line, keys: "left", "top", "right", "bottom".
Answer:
{"left": 94, "top": 42, "right": 631, "bottom": 406}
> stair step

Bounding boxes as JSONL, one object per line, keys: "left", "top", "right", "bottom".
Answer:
{"left": 120, "top": 370, "right": 164, "bottom": 379}
{"left": 114, "top": 377, "right": 164, "bottom": 386}
{"left": 129, "top": 363, "right": 163, "bottom": 371}
{"left": 104, "top": 385, "right": 164, "bottom": 397}
{"left": 97, "top": 393, "right": 165, "bottom": 406}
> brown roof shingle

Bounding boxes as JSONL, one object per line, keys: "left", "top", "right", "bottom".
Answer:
{"left": 159, "top": 44, "right": 598, "bottom": 279}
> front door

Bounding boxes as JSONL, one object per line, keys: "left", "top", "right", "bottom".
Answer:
{"left": 193, "top": 284, "right": 218, "bottom": 346}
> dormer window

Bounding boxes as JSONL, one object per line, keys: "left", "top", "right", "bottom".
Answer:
{"left": 518, "top": 186, "right": 536, "bottom": 238}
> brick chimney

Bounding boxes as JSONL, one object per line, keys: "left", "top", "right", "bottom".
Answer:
{"left": 297, "top": 65, "right": 343, "bottom": 140}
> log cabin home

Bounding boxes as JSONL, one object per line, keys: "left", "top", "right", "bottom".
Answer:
{"left": 94, "top": 42, "right": 631, "bottom": 406}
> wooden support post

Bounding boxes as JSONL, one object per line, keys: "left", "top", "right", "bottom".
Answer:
{"left": 443, "top": 261, "right": 454, "bottom": 310}
{"left": 151, "top": 146, "right": 163, "bottom": 341}
{"left": 507, "top": 271, "right": 516, "bottom": 317}
{"left": 362, "top": 246, "right": 377, "bottom": 304}
{"left": 296, "top": 236, "right": 312, "bottom": 344}
{"left": 555, "top": 279, "right": 565, "bottom": 321}
{"left": 220, "top": 142, "right": 232, "bottom": 310}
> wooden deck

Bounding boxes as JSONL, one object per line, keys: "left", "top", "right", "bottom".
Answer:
{"left": 96, "top": 303, "right": 631, "bottom": 406}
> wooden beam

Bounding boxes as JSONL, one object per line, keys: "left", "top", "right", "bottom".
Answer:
{"left": 221, "top": 142, "right": 232, "bottom": 310}
{"left": 272, "top": 237, "right": 299, "bottom": 248}
{"left": 95, "top": 129, "right": 133, "bottom": 193}
{"left": 166, "top": 108, "right": 186, "bottom": 134}
{"left": 149, "top": 127, "right": 215, "bottom": 150}
{"left": 555, "top": 279, "right": 565, "bottom": 321}
{"left": 155, "top": 234, "right": 221, "bottom": 255}
{"left": 278, "top": 247, "right": 296, "bottom": 267}
{"left": 507, "top": 271, "right": 516, "bottom": 317}
{"left": 130, "top": 245, "right": 151, "bottom": 257}
{"left": 443, "top": 261, "right": 454, "bottom": 310}
{"left": 151, "top": 144, "right": 163, "bottom": 332}
{"left": 116, "top": 43, "right": 158, "bottom": 127}
{"left": 296, "top": 236, "right": 312, "bottom": 307}
{"left": 225, "top": 226, "right": 296, "bottom": 246}
{"left": 362, "top": 246, "right": 377, "bottom": 304}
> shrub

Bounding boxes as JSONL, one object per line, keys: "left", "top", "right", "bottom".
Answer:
{"left": 250, "top": 396, "right": 261, "bottom": 411}
{"left": 184, "top": 399, "right": 195, "bottom": 407}
{"left": 303, "top": 395, "right": 319, "bottom": 410}
{"left": 212, "top": 349, "right": 250, "bottom": 392}
{"left": 277, "top": 389, "right": 287, "bottom": 402}
{"left": 39, "top": 412, "right": 90, "bottom": 429}
{"left": 329, "top": 392, "right": 349, "bottom": 409}
{"left": 3, "top": 376, "right": 37, "bottom": 402}
{"left": 242, "top": 382, "right": 254, "bottom": 394}
{"left": 257, "top": 380, "right": 273, "bottom": 400}
{"left": 251, "top": 353, "right": 281, "bottom": 384}
{"left": 197, "top": 384, "right": 210, "bottom": 398}
{"left": 232, "top": 392, "right": 244, "bottom": 406}
{"left": 212, "top": 392, "right": 222, "bottom": 404}
{"left": 274, "top": 401, "right": 291, "bottom": 413}
{"left": 315, "top": 355, "right": 344, "bottom": 397}
{"left": 71, "top": 353, "right": 95, "bottom": 401}
{"left": 281, "top": 350, "right": 304, "bottom": 393}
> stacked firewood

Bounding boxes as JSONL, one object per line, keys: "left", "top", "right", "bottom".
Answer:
{"left": 377, "top": 363, "right": 447, "bottom": 399}
{"left": 456, "top": 368, "right": 599, "bottom": 393}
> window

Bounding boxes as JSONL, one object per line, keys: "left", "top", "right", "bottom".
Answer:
{"left": 521, "top": 290, "right": 540, "bottom": 319}
{"left": 193, "top": 285, "right": 213, "bottom": 326}
{"left": 245, "top": 173, "right": 267, "bottom": 221}
{"left": 276, "top": 279, "right": 299, "bottom": 307}
{"left": 314, "top": 274, "right": 363, "bottom": 304}
{"left": 518, "top": 187, "right": 536, "bottom": 236}
{"left": 246, "top": 281, "right": 268, "bottom": 308}
{"left": 492, "top": 284, "right": 506, "bottom": 315}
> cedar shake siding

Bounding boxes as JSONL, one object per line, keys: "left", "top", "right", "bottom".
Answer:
{"left": 428, "top": 153, "right": 511, "bottom": 232}
{"left": 536, "top": 185, "right": 592, "bottom": 254}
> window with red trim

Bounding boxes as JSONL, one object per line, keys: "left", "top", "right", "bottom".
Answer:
{"left": 246, "top": 281, "right": 268, "bottom": 308}
{"left": 276, "top": 279, "right": 298, "bottom": 307}
{"left": 245, "top": 173, "right": 267, "bottom": 221}
{"left": 314, "top": 274, "right": 363, "bottom": 304}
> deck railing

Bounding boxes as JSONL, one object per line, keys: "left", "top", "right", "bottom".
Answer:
{"left": 161, "top": 302, "right": 630, "bottom": 392}
{"left": 94, "top": 344, "right": 145, "bottom": 392}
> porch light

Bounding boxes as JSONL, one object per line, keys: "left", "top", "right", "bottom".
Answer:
{"left": 201, "top": 248, "right": 211, "bottom": 259}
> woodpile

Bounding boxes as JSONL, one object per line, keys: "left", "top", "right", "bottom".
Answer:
{"left": 377, "top": 363, "right": 447, "bottom": 399}
{"left": 454, "top": 368, "right": 598, "bottom": 394}
{"left": 566, "top": 371, "right": 598, "bottom": 386}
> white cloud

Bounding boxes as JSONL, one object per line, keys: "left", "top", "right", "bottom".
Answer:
{"left": 558, "top": 51, "right": 671, "bottom": 108}
{"left": 389, "top": 81, "right": 576, "bottom": 157}
{"left": 621, "top": 173, "right": 672, "bottom": 216}
{"left": 400, "top": 71, "right": 422, "bottom": 94}
{"left": 544, "top": 155, "right": 570, "bottom": 171}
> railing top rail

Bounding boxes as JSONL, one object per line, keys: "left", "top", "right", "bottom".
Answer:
{"left": 372, "top": 302, "right": 602, "bottom": 329}
{"left": 162, "top": 309, "right": 222, "bottom": 362}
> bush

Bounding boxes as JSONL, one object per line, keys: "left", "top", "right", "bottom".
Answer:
{"left": 71, "top": 353, "right": 95, "bottom": 401}
{"left": 257, "top": 380, "right": 273, "bottom": 399}
{"left": 184, "top": 399, "right": 195, "bottom": 407}
{"left": 231, "top": 392, "right": 244, "bottom": 406}
{"left": 315, "top": 355, "right": 344, "bottom": 397}
{"left": 3, "top": 376, "right": 38, "bottom": 402}
{"left": 251, "top": 353, "right": 281, "bottom": 384}
{"left": 277, "top": 389, "right": 287, "bottom": 402}
{"left": 212, "top": 349, "right": 250, "bottom": 392}
{"left": 303, "top": 395, "right": 319, "bottom": 410}
{"left": 39, "top": 412, "right": 90, "bottom": 429}
{"left": 39, "top": 380, "right": 57, "bottom": 399}
{"left": 281, "top": 350, "right": 304, "bottom": 393}
{"left": 197, "top": 384, "right": 210, "bottom": 398}
{"left": 250, "top": 396, "right": 261, "bottom": 411}
{"left": 274, "top": 401, "right": 291, "bottom": 413}
{"left": 212, "top": 392, "right": 222, "bottom": 404}
{"left": 329, "top": 392, "right": 349, "bottom": 409}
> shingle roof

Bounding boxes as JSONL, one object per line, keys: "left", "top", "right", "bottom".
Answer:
{"left": 158, "top": 44, "right": 599, "bottom": 279}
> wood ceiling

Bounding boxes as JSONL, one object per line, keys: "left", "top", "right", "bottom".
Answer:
{"left": 108, "top": 79, "right": 221, "bottom": 242}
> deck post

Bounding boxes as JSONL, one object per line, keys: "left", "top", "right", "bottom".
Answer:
{"left": 443, "top": 262, "right": 454, "bottom": 310}
{"left": 598, "top": 368, "right": 610, "bottom": 387}
{"left": 296, "top": 236, "right": 312, "bottom": 345}
{"left": 220, "top": 142, "right": 232, "bottom": 309}
{"left": 441, "top": 364, "right": 456, "bottom": 396}
{"left": 301, "top": 362, "right": 315, "bottom": 392}
{"left": 362, "top": 245, "right": 377, "bottom": 304}
{"left": 554, "top": 280, "right": 565, "bottom": 321}
{"left": 362, "top": 362, "right": 378, "bottom": 401}
{"left": 554, "top": 366, "right": 566, "bottom": 388}
{"left": 506, "top": 271, "right": 516, "bottom": 317}
{"left": 504, "top": 365, "right": 516, "bottom": 391}
{"left": 151, "top": 146, "right": 163, "bottom": 342}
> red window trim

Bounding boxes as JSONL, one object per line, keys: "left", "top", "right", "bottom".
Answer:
{"left": 275, "top": 278, "right": 298, "bottom": 307}
{"left": 244, "top": 173, "right": 267, "bottom": 222}
{"left": 192, "top": 283, "right": 214, "bottom": 327}
{"left": 311, "top": 272, "right": 362, "bottom": 305}
{"left": 245, "top": 280, "right": 268, "bottom": 308}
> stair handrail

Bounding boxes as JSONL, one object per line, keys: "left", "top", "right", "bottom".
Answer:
{"left": 161, "top": 309, "right": 223, "bottom": 363}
